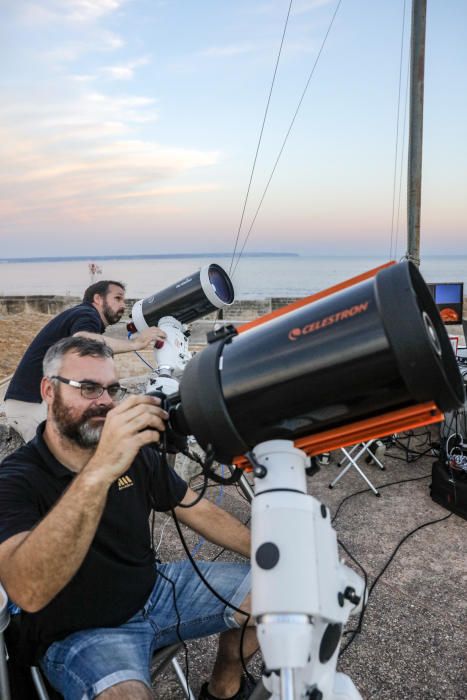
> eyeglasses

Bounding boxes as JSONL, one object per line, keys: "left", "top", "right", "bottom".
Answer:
{"left": 50, "top": 376, "right": 127, "bottom": 401}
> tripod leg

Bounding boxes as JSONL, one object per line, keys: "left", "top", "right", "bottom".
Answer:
{"left": 238, "top": 473, "right": 254, "bottom": 502}
{"left": 330, "top": 446, "right": 380, "bottom": 496}
{"left": 227, "top": 466, "right": 255, "bottom": 503}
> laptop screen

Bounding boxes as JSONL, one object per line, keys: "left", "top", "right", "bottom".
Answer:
{"left": 435, "top": 283, "right": 463, "bottom": 304}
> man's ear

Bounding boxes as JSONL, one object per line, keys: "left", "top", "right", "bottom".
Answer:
{"left": 41, "top": 376, "right": 55, "bottom": 405}
{"left": 92, "top": 293, "right": 104, "bottom": 309}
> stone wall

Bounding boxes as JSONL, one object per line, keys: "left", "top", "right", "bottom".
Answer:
{"left": 1, "top": 293, "right": 466, "bottom": 326}
{"left": 0, "top": 295, "right": 299, "bottom": 321}
{"left": 0, "top": 295, "right": 77, "bottom": 315}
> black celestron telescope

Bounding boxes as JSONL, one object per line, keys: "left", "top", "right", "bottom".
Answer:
{"left": 134, "top": 261, "right": 465, "bottom": 700}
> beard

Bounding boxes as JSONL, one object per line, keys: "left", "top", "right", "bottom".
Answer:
{"left": 102, "top": 299, "right": 124, "bottom": 325}
{"left": 52, "top": 390, "right": 111, "bottom": 448}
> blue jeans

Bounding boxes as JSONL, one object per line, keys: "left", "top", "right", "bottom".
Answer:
{"left": 40, "top": 561, "right": 251, "bottom": 700}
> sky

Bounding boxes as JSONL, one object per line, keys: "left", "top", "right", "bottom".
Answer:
{"left": 0, "top": 0, "right": 466, "bottom": 259}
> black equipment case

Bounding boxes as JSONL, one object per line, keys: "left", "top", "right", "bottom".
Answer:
{"left": 431, "top": 459, "right": 467, "bottom": 520}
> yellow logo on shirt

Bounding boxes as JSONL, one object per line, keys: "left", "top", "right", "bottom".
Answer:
{"left": 118, "top": 475, "right": 134, "bottom": 490}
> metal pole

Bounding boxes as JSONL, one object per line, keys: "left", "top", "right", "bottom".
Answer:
{"left": 0, "top": 632, "right": 12, "bottom": 700}
{"left": 406, "top": 0, "right": 427, "bottom": 267}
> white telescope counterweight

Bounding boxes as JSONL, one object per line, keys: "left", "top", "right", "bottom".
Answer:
{"left": 251, "top": 440, "right": 364, "bottom": 700}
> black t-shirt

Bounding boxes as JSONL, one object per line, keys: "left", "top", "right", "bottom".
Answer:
{"left": 5, "top": 303, "right": 105, "bottom": 403}
{"left": 0, "top": 425, "right": 188, "bottom": 660}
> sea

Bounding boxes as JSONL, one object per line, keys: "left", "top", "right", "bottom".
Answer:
{"left": 0, "top": 254, "right": 466, "bottom": 300}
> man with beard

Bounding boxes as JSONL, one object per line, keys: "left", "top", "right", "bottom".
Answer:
{"left": 0, "top": 337, "right": 256, "bottom": 700}
{"left": 4, "top": 280, "right": 165, "bottom": 442}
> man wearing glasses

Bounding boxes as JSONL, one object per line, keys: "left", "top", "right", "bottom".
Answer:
{"left": 4, "top": 280, "right": 166, "bottom": 443}
{"left": 0, "top": 336, "right": 256, "bottom": 700}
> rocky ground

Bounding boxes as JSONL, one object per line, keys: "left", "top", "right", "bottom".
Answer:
{"left": 0, "top": 312, "right": 466, "bottom": 699}
{"left": 0, "top": 311, "right": 157, "bottom": 385}
{"left": 0, "top": 312, "right": 52, "bottom": 378}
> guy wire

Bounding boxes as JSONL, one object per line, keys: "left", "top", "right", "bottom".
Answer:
{"left": 229, "top": 0, "right": 294, "bottom": 277}
{"left": 231, "top": 0, "right": 343, "bottom": 279}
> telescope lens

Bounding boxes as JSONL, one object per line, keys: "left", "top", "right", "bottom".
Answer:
{"left": 422, "top": 312, "right": 442, "bottom": 358}
{"left": 208, "top": 265, "right": 234, "bottom": 304}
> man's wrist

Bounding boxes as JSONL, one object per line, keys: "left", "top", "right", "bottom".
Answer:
{"left": 129, "top": 336, "right": 144, "bottom": 350}
{"left": 78, "top": 463, "right": 114, "bottom": 491}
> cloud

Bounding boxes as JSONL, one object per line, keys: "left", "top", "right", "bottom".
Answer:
{"left": 107, "top": 183, "right": 221, "bottom": 200}
{"left": 246, "top": 0, "right": 333, "bottom": 17}
{"left": 19, "top": 0, "right": 125, "bottom": 25}
{"left": 71, "top": 74, "right": 98, "bottom": 83}
{"left": 0, "top": 84, "right": 221, "bottom": 236}
{"left": 42, "top": 31, "right": 125, "bottom": 64}
{"left": 0, "top": 91, "right": 158, "bottom": 140}
{"left": 101, "top": 56, "right": 151, "bottom": 80}
{"left": 63, "top": 0, "right": 124, "bottom": 23}
{"left": 292, "top": 0, "right": 334, "bottom": 14}
{"left": 199, "top": 44, "right": 258, "bottom": 59}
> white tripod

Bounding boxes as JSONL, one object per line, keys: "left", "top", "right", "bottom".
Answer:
{"left": 249, "top": 440, "right": 365, "bottom": 700}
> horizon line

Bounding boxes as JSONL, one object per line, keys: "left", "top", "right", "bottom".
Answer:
{"left": 0, "top": 252, "right": 301, "bottom": 263}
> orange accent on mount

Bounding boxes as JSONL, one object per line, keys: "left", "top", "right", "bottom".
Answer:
{"left": 233, "top": 401, "right": 443, "bottom": 469}
{"left": 238, "top": 260, "right": 396, "bottom": 335}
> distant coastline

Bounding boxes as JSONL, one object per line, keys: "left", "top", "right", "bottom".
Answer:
{"left": 0, "top": 252, "right": 299, "bottom": 264}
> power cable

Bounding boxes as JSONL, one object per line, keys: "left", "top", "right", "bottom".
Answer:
{"left": 190, "top": 465, "right": 225, "bottom": 558}
{"left": 328, "top": 438, "right": 454, "bottom": 659}
{"left": 337, "top": 537, "right": 368, "bottom": 646}
{"left": 229, "top": 0, "right": 294, "bottom": 277}
{"left": 156, "top": 565, "right": 191, "bottom": 683}
{"left": 170, "top": 507, "right": 256, "bottom": 684}
{"left": 331, "top": 472, "right": 431, "bottom": 524}
{"left": 153, "top": 445, "right": 256, "bottom": 684}
{"left": 339, "top": 512, "right": 453, "bottom": 658}
{"left": 127, "top": 330, "right": 155, "bottom": 370}
{"left": 231, "top": 0, "right": 343, "bottom": 278}
{"left": 133, "top": 351, "right": 154, "bottom": 371}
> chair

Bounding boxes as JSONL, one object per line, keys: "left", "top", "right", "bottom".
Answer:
{"left": 328, "top": 439, "right": 385, "bottom": 496}
{"left": 0, "top": 584, "right": 195, "bottom": 700}
{"left": 0, "top": 584, "right": 11, "bottom": 700}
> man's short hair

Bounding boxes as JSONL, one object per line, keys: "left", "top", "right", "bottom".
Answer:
{"left": 83, "top": 280, "right": 125, "bottom": 304}
{"left": 43, "top": 337, "right": 114, "bottom": 378}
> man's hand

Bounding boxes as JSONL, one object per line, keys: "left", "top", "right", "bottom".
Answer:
{"left": 84, "top": 395, "right": 167, "bottom": 485}
{"left": 130, "top": 326, "right": 166, "bottom": 351}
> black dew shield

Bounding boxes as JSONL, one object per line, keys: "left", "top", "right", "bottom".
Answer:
{"left": 175, "top": 262, "right": 465, "bottom": 463}
{"left": 140, "top": 264, "right": 234, "bottom": 326}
